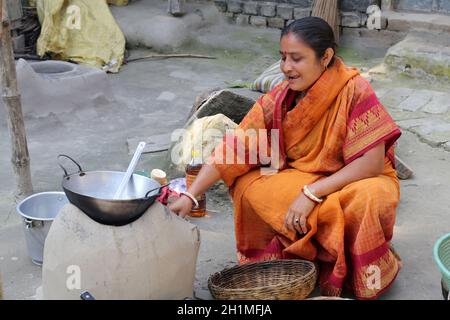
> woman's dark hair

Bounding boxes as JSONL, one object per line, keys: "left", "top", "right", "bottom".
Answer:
{"left": 281, "top": 16, "right": 337, "bottom": 66}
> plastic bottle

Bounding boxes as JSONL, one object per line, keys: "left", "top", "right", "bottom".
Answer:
{"left": 185, "top": 151, "right": 206, "bottom": 217}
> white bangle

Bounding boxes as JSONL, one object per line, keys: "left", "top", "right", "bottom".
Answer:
{"left": 302, "top": 185, "right": 323, "bottom": 203}
{"left": 180, "top": 191, "right": 199, "bottom": 208}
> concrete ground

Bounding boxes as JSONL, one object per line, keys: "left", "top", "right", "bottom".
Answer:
{"left": 0, "top": 0, "right": 449, "bottom": 300}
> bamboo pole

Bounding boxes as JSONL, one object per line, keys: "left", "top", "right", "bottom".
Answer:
{"left": 1, "top": 0, "right": 33, "bottom": 201}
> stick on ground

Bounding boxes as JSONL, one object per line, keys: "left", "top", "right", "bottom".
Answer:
{"left": 127, "top": 53, "right": 216, "bottom": 63}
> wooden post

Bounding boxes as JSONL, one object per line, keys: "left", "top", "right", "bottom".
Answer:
{"left": 1, "top": 0, "right": 33, "bottom": 201}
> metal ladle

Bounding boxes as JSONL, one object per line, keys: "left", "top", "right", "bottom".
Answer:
{"left": 113, "top": 141, "right": 146, "bottom": 200}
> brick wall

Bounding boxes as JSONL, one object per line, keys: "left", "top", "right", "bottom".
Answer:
{"left": 214, "top": 1, "right": 313, "bottom": 28}
{"left": 214, "top": 0, "right": 382, "bottom": 30}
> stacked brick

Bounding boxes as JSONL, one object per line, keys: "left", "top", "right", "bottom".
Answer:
{"left": 214, "top": 0, "right": 389, "bottom": 30}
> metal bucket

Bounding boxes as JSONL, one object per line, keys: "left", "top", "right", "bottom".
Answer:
{"left": 434, "top": 232, "right": 450, "bottom": 300}
{"left": 16, "top": 192, "right": 69, "bottom": 266}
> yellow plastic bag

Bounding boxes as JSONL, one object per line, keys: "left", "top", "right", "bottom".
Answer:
{"left": 37, "top": 0, "right": 126, "bottom": 73}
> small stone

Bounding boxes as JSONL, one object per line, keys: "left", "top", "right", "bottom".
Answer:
{"left": 268, "top": 17, "right": 285, "bottom": 29}
{"left": 227, "top": 1, "right": 243, "bottom": 14}
{"left": 250, "top": 15, "right": 267, "bottom": 27}
{"left": 235, "top": 14, "right": 250, "bottom": 25}
{"left": 260, "top": 3, "right": 276, "bottom": 17}
{"left": 277, "top": 4, "right": 293, "bottom": 20}
{"left": 168, "top": 0, "right": 186, "bottom": 16}
{"left": 243, "top": 1, "right": 258, "bottom": 15}
{"left": 293, "top": 8, "right": 311, "bottom": 19}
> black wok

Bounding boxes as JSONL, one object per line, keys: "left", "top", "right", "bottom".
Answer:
{"left": 58, "top": 155, "right": 164, "bottom": 226}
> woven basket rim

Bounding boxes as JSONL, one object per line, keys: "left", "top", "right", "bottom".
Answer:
{"left": 208, "top": 259, "right": 317, "bottom": 293}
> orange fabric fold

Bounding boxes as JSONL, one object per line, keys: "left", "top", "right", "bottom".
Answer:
{"left": 210, "top": 58, "right": 402, "bottom": 299}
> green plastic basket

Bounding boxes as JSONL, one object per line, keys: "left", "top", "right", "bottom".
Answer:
{"left": 434, "top": 233, "right": 450, "bottom": 292}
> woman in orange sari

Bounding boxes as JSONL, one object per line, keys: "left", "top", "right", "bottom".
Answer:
{"left": 170, "top": 17, "right": 402, "bottom": 300}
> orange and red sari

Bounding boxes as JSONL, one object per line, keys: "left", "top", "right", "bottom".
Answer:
{"left": 211, "top": 58, "right": 402, "bottom": 300}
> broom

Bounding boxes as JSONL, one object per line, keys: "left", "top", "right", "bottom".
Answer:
{"left": 311, "top": 0, "right": 340, "bottom": 44}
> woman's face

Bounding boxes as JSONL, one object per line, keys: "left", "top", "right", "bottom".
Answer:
{"left": 280, "top": 32, "right": 330, "bottom": 92}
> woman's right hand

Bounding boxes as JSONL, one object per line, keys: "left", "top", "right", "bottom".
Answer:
{"left": 168, "top": 195, "right": 193, "bottom": 218}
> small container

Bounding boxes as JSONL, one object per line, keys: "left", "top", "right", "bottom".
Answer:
{"left": 185, "top": 154, "right": 206, "bottom": 217}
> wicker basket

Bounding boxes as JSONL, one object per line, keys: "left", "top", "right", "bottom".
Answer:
{"left": 208, "top": 259, "right": 317, "bottom": 300}
{"left": 307, "top": 296, "right": 351, "bottom": 300}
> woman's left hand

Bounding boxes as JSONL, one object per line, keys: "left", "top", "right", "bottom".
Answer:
{"left": 284, "top": 192, "right": 317, "bottom": 235}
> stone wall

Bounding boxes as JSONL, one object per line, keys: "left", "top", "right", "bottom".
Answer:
{"left": 215, "top": 0, "right": 383, "bottom": 30}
